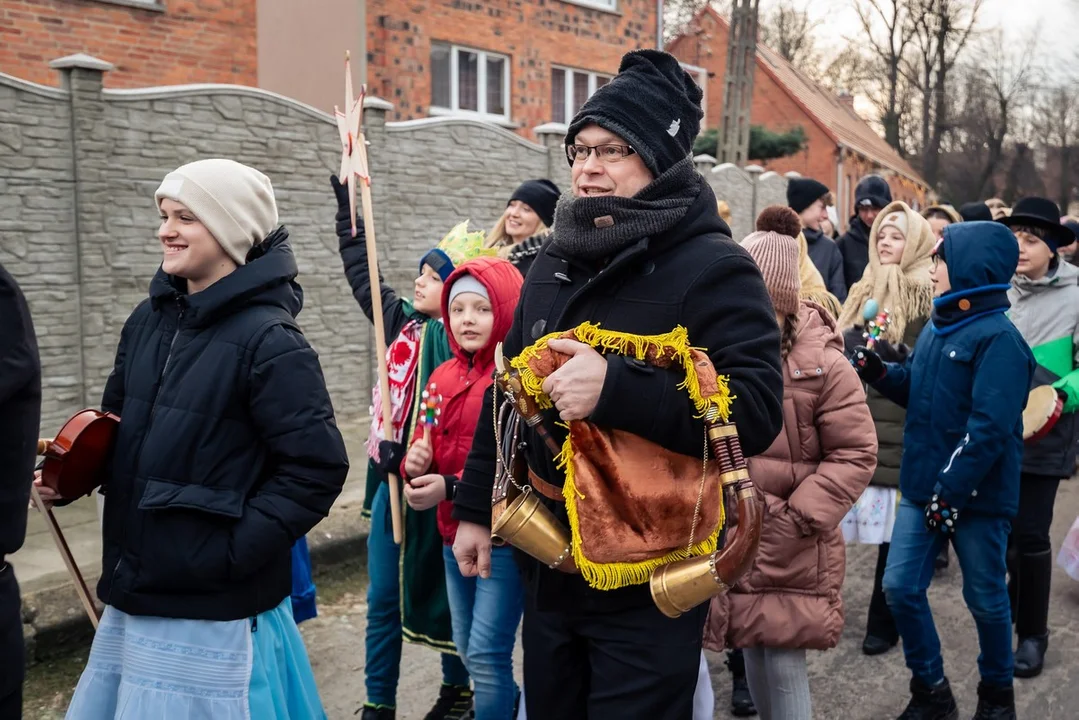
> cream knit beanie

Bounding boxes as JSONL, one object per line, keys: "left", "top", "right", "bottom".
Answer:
{"left": 155, "top": 159, "right": 278, "bottom": 266}
{"left": 741, "top": 206, "right": 802, "bottom": 316}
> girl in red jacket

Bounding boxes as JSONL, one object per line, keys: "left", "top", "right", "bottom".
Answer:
{"left": 402, "top": 257, "right": 524, "bottom": 720}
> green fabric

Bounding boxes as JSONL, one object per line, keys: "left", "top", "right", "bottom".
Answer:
{"left": 361, "top": 305, "right": 455, "bottom": 652}
{"left": 1032, "top": 335, "right": 1074, "bottom": 379}
{"left": 1053, "top": 369, "right": 1079, "bottom": 413}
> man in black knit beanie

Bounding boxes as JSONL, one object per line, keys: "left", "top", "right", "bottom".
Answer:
{"left": 451, "top": 49, "right": 784, "bottom": 718}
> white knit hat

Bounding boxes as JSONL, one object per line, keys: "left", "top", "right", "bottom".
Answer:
{"left": 154, "top": 159, "right": 278, "bottom": 266}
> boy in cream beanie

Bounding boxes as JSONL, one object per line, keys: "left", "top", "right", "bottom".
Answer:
{"left": 155, "top": 158, "right": 278, "bottom": 267}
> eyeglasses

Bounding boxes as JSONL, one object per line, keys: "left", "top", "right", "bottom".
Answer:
{"left": 566, "top": 143, "right": 636, "bottom": 164}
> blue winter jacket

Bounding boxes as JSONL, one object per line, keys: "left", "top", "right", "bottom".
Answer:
{"left": 872, "top": 222, "right": 1034, "bottom": 517}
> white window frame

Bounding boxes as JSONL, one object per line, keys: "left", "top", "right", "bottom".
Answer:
{"left": 679, "top": 62, "right": 708, "bottom": 127}
{"left": 560, "top": 0, "right": 618, "bottom": 12}
{"left": 551, "top": 65, "right": 613, "bottom": 125}
{"left": 430, "top": 43, "right": 511, "bottom": 123}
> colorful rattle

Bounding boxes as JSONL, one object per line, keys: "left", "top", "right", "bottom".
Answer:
{"left": 419, "top": 385, "right": 443, "bottom": 434}
{"left": 862, "top": 299, "right": 891, "bottom": 350}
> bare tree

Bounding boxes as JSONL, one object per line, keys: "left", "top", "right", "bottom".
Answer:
{"left": 1033, "top": 84, "right": 1079, "bottom": 211}
{"left": 904, "top": 0, "right": 982, "bottom": 189}
{"left": 853, "top": 0, "right": 917, "bottom": 151}
{"left": 758, "top": 1, "right": 822, "bottom": 71}
{"left": 664, "top": 0, "right": 730, "bottom": 44}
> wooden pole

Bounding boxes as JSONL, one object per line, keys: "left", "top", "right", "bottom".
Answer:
{"left": 356, "top": 128, "right": 404, "bottom": 545}
{"left": 31, "top": 440, "right": 100, "bottom": 628}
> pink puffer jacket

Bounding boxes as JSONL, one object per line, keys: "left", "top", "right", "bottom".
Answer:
{"left": 704, "top": 301, "right": 877, "bottom": 651}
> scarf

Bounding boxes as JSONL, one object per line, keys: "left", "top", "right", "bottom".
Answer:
{"left": 796, "top": 231, "right": 842, "bottom": 318}
{"left": 931, "top": 285, "right": 1012, "bottom": 336}
{"left": 503, "top": 232, "right": 549, "bottom": 266}
{"left": 366, "top": 319, "right": 424, "bottom": 460}
{"left": 838, "top": 201, "right": 936, "bottom": 343}
{"left": 552, "top": 156, "right": 703, "bottom": 261}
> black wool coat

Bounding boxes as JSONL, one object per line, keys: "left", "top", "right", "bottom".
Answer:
{"left": 96, "top": 229, "right": 349, "bottom": 621}
{"left": 454, "top": 183, "right": 785, "bottom": 614}
{"left": 0, "top": 263, "right": 41, "bottom": 559}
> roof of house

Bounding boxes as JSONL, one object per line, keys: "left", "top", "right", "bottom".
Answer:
{"left": 675, "top": 7, "right": 927, "bottom": 189}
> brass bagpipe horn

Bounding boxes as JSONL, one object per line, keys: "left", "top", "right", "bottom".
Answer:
{"left": 489, "top": 344, "right": 578, "bottom": 573}
{"left": 650, "top": 410, "right": 762, "bottom": 619}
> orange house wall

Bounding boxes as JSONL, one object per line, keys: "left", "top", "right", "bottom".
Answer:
{"left": 366, "top": 0, "right": 657, "bottom": 140}
{"left": 0, "top": 0, "right": 258, "bottom": 88}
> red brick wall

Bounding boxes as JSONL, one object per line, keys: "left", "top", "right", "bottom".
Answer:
{"left": 0, "top": 0, "right": 257, "bottom": 88}
{"left": 366, "top": 0, "right": 657, "bottom": 140}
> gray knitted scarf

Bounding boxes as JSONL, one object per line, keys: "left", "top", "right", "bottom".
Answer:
{"left": 552, "top": 156, "right": 703, "bottom": 261}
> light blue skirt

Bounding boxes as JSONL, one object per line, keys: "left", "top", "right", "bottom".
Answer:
{"left": 65, "top": 598, "right": 326, "bottom": 719}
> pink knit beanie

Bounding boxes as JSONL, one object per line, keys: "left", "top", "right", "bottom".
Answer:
{"left": 740, "top": 205, "right": 802, "bottom": 316}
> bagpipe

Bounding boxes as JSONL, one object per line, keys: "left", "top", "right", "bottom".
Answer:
{"left": 488, "top": 324, "right": 762, "bottom": 618}
{"left": 32, "top": 408, "right": 119, "bottom": 628}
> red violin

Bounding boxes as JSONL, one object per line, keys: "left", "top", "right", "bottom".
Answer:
{"left": 39, "top": 409, "right": 120, "bottom": 500}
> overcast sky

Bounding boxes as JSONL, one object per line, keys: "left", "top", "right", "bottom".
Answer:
{"left": 787, "top": 0, "right": 1078, "bottom": 68}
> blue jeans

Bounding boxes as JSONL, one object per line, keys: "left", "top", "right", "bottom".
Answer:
{"left": 365, "top": 483, "right": 470, "bottom": 707}
{"left": 443, "top": 544, "right": 524, "bottom": 720}
{"left": 883, "top": 497, "right": 1014, "bottom": 687}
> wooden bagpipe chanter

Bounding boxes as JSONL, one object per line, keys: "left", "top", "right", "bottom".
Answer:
{"left": 31, "top": 409, "right": 120, "bottom": 628}
{"left": 487, "top": 325, "right": 763, "bottom": 618}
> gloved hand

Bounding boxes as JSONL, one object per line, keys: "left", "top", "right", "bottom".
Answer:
{"left": 375, "top": 440, "right": 406, "bottom": 477}
{"left": 330, "top": 174, "right": 362, "bottom": 239}
{"left": 850, "top": 346, "right": 885, "bottom": 383}
{"left": 842, "top": 326, "right": 866, "bottom": 354}
{"left": 924, "top": 493, "right": 959, "bottom": 535}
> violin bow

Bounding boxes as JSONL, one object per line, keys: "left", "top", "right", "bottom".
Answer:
{"left": 34, "top": 438, "right": 100, "bottom": 629}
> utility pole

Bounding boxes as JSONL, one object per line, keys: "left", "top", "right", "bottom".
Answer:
{"left": 718, "top": 0, "right": 760, "bottom": 165}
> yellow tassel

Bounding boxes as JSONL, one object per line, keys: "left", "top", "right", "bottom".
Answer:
{"left": 510, "top": 322, "right": 734, "bottom": 590}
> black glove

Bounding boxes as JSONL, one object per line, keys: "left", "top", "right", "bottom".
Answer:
{"left": 842, "top": 326, "right": 866, "bottom": 353}
{"left": 850, "top": 346, "right": 885, "bottom": 383}
{"left": 924, "top": 493, "right": 959, "bottom": 535}
{"left": 375, "top": 440, "right": 406, "bottom": 477}
{"left": 330, "top": 174, "right": 362, "bottom": 239}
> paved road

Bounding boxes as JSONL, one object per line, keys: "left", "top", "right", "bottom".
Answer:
{"left": 23, "top": 480, "right": 1079, "bottom": 719}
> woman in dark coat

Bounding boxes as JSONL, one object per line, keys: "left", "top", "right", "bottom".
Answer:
{"left": 38, "top": 158, "right": 349, "bottom": 719}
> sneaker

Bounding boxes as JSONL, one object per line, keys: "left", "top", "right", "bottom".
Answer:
{"left": 726, "top": 650, "right": 757, "bottom": 717}
{"left": 972, "top": 682, "right": 1016, "bottom": 720}
{"left": 896, "top": 676, "right": 959, "bottom": 720}
{"left": 862, "top": 633, "right": 899, "bottom": 656}
{"left": 359, "top": 705, "right": 395, "bottom": 720}
{"left": 423, "top": 684, "right": 474, "bottom": 720}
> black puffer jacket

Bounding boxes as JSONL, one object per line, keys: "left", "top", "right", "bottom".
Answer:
{"left": 455, "top": 183, "right": 784, "bottom": 613}
{"left": 804, "top": 227, "right": 847, "bottom": 302}
{"left": 0, "top": 263, "right": 40, "bottom": 559}
{"left": 97, "top": 229, "right": 349, "bottom": 621}
{"left": 837, "top": 216, "right": 871, "bottom": 290}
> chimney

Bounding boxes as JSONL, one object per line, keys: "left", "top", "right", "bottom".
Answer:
{"left": 837, "top": 92, "right": 855, "bottom": 110}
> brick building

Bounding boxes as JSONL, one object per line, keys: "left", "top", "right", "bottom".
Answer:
{"left": 0, "top": 0, "right": 258, "bottom": 89}
{"left": 363, "top": 0, "right": 658, "bottom": 140}
{"left": 668, "top": 6, "right": 928, "bottom": 227}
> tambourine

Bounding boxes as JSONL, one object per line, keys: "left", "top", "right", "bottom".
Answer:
{"left": 1022, "top": 385, "right": 1064, "bottom": 445}
{"left": 40, "top": 409, "right": 120, "bottom": 499}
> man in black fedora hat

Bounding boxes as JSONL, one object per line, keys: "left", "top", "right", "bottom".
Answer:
{"left": 1000, "top": 197, "right": 1079, "bottom": 681}
{"left": 450, "top": 48, "right": 784, "bottom": 718}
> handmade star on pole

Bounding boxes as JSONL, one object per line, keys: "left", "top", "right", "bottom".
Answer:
{"left": 334, "top": 51, "right": 368, "bottom": 238}
{"left": 336, "top": 53, "right": 403, "bottom": 544}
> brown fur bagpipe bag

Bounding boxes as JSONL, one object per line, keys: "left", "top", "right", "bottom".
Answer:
{"left": 491, "top": 322, "right": 762, "bottom": 617}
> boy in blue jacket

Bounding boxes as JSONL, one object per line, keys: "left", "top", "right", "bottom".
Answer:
{"left": 852, "top": 222, "right": 1035, "bottom": 720}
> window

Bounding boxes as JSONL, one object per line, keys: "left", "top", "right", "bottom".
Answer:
{"left": 550, "top": 67, "right": 613, "bottom": 124}
{"left": 562, "top": 0, "right": 618, "bottom": 11}
{"left": 430, "top": 43, "right": 510, "bottom": 120}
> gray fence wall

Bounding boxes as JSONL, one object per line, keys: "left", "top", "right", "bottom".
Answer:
{"left": 1, "top": 56, "right": 788, "bottom": 434}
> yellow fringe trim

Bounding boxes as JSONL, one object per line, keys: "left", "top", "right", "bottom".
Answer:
{"left": 509, "top": 322, "right": 733, "bottom": 421}
{"left": 511, "top": 322, "right": 732, "bottom": 590}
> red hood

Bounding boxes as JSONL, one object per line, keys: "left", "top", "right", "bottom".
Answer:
{"left": 441, "top": 257, "right": 523, "bottom": 367}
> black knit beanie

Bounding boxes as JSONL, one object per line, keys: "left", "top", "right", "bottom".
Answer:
{"left": 565, "top": 49, "right": 703, "bottom": 178}
{"left": 854, "top": 175, "right": 892, "bottom": 209}
{"left": 959, "top": 201, "right": 993, "bottom": 223}
{"left": 787, "top": 178, "right": 830, "bottom": 214}
{"left": 509, "top": 179, "right": 560, "bottom": 227}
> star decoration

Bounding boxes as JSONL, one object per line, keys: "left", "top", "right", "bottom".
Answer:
{"left": 334, "top": 51, "right": 369, "bottom": 238}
